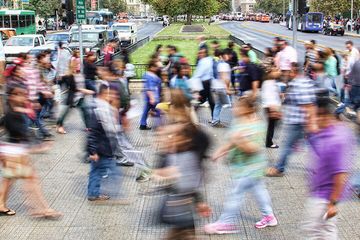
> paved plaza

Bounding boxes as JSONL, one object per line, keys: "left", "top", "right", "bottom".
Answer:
{"left": 0, "top": 97, "right": 360, "bottom": 240}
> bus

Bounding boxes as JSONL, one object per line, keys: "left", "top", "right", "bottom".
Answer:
{"left": 86, "top": 10, "right": 114, "bottom": 26}
{"left": 260, "top": 14, "right": 270, "bottom": 22}
{"left": 287, "top": 12, "right": 324, "bottom": 32}
{"left": 0, "top": 10, "right": 36, "bottom": 35}
{"left": 298, "top": 12, "right": 323, "bottom": 32}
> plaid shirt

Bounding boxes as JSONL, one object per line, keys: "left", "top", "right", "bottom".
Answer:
{"left": 22, "top": 65, "right": 48, "bottom": 102}
{"left": 283, "top": 76, "right": 316, "bottom": 125}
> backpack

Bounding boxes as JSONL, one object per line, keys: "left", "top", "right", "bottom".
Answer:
{"left": 212, "top": 58, "right": 219, "bottom": 80}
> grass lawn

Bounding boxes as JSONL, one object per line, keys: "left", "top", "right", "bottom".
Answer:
{"left": 131, "top": 39, "right": 238, "bottom": 65}
{"left": 157, "top": 23, "right": 229, "bottom": 37}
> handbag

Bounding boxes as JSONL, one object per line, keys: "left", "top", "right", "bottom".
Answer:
{"left": 1, "top": 144, "right": 33, "bottom": 179}
{"left": 160, "top": 191, "right": 195, "bottom": 227}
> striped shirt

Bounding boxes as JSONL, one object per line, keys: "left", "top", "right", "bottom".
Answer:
{"left": 283, "top": 76, "right": 316, "bottom": 125}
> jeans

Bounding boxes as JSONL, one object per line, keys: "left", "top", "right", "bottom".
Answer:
{"left": 325, "top": 76, "right": 337, "bottom": 95}
{"left": 276, "top": 124, "right": 304, "bottom": 173}
{"left": 87, "top": 157, "right": 122, "bottom": 198}
{"left": 140, "top": 101, "right": 160, "bottom": 127}
{"left": 34, "top": 106, "right": 50, "bottom": 137}
{"left": 199, "top": 80, "right": 215, "bottom": 118}
{"left": 211, "top": 89, "right": 229, "bottom": 123}
{"left": 217, "top": 177, "right": 273, "bottom": 224}
{"left": 302, "top": 197, "right": 338, "bottom": 240}
{"left": 57, "top": 98, "right": 89, "bottom": 128}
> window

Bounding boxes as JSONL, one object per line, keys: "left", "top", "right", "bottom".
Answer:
{"left": 34, "top": 38, "right": 40, "bottom": 47}
{"left": 4, "top": 15, "right": 10, "bottom": 28}
{"left": 0, "top": 16, "right": 3, "bottom": 28}
{"left": 25, "top": 15, "right": 30, "bottom": 26}
{"left": 11, "top": 15, "right": 18, "bottom": 28}
{"left": 31, "top": 15, "right": 35, "bottom": 24}
{"left": 20, "top": 15, "right": 26, "bottom": 27}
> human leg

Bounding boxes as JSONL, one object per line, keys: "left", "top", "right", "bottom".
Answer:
{"left": 275, "top": 124, "right": 304, "bottom": 173}
{"left": 140, "top": 101, "right": 152, "bottom": 127}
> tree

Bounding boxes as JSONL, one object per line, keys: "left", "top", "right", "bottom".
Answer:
{"left": 254, "top": 0, "right": 284, "bottom": 15}
{"left": 28, "top": 0, "right": 60, "bottom": 17}
{"left": 310, "top": 0, "right": 360, "bottom": 17}
{"left": 143, "top": 0, "right": 222, "bottom": 24}
{"left": 102, "top": 0, "right": 127, "bottom": 15}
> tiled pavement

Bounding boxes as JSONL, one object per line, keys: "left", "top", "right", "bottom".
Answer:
{"left": 0, "top": 98, "right": 359, "bottom": 240}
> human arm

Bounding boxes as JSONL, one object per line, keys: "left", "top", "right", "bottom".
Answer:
{"left": 325, "top": 173, "right": 348, "bottom": 219}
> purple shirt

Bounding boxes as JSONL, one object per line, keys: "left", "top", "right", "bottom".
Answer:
{"left": 308, "top": 124, "right": 355, "bottom": 201}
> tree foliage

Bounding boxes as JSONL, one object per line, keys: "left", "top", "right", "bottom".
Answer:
{"left": 101, "top": 0, "right": 127, "bottom": 14}
{"left": 28, "top": 0, "right": 60, "bottom": 17}
{"left": 254, "top": 0, "right": 285, "bottom": 15}
{"left": 310, "top": 0, "right": 360, "bottom": 17}
{"left": 143, "top": 0, "right": 223, "bottom": 23}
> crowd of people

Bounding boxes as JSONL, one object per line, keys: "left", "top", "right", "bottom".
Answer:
{"left": 0, "top": 33, "right": 359, "bottom": 240}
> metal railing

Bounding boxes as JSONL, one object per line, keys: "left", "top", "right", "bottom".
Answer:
{"left": 131, "top": 64, "right": 197, "bottom": 80}
{"left": 95, "top": 36, "right": 151, "bottom": 66}
{"left": 229, "top": 35, "right": 265, "bottom": 59}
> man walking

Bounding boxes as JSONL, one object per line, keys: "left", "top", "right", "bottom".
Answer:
{"left": 87, "top": 83, "right": 123, "bottom": 201}
{"left": 139, "top": 59, "right": 162, "bottom": 130}
{"left": 267, "top": 63, "right": 316, "bottom": 176}
{"left": 303, "top": 96, "right": 355, "bottom": 239}
{"left": 191, "top": 48, "right": 215, "bottom": 122}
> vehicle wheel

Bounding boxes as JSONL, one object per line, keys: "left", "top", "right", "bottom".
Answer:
{"left": 341, "top": 32, "right": 344, "bottom": 36}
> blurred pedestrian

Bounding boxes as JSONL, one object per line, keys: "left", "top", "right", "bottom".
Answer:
{"left": 71, "top": 50, "right": 81, "bottom": 73}
{"left": 139, "top": 59, "right": 162, "bottom": 130}
{"left": 267, "top": 63, "right": 316, "bottom": 176}
{"left": 275, "top": 40, "right": 297, "bottom": 83}
{"left": 205, "top": 96, "right": 278, "bottom": 235}
{"left": 0, "top": 84, "right": 61, "bottom": 218}
{"left": 303, "top": 95, "right": 355, "bottom": 239}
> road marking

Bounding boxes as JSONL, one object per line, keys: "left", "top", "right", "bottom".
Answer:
{"left": 239, "top": 23, "right": 344, "bottom": 53}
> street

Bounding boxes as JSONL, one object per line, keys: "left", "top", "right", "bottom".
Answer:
{"left": 136, "top": 21, "right": 163, "bottom": 40}
{"left": 221, "top": 21, "right": 360, "bottom": 58}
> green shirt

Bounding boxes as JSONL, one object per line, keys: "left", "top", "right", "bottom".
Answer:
{"left": 324, "top": 56, "right": 338, "bottom": 77}
{"left": 227, "top": 119, "right": 267, "bottom": 179}
{"left": 248, "top": 50, "right": 259, "bottom": 64}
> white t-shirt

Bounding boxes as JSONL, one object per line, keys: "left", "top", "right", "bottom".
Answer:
{"left": 0, "top": 40, "right": 5, "bottom": 61}
{"left": 261, "top": 80, "right": 281, "bottom": 108}
{"left": 278, "top": 46, "right": 297, "bottom": 71}
{"left": 212, "top": 61, "right": 231, "bottom": 89}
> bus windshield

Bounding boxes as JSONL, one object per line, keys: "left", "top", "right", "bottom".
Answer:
{"left": 5, "top": 37, "right": 33, "bottom": 46}
{"left": 307, "top": 14, "right": 322, "bottom": 23}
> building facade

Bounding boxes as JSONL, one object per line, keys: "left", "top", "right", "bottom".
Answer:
{"left": 126, "top": 0, "right": 153, "bottom": 17}
{"left": 234, "top": 0, "right": 256, "bottom": 14}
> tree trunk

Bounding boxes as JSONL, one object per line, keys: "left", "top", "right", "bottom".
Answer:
{"left": 186, "top": 13, "right": 192, "bottom": 25}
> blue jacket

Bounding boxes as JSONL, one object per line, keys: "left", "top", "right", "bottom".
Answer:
{"left": 143, "top": 71, "right": 162, "bottom": 104}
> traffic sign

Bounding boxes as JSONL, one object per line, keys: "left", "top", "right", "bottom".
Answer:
{"left": 76, "top": 0, "right": 86, "bottom": 21}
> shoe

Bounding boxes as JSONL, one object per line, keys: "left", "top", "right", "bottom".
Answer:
{"left": 42, "top": 134, "right": 54, "bottom": 141}
{"left": 136, "top": 172, "right": 150, "bottom": 183}
{"left": 266, "top": 167, "right": 284, "bottom": 177}
{"left": 116, "top": 160, "right": 135, "bottom": 167}
{"left": 255, "top": 214, "right": 278, "bottom": 229}
{"left": 139, "top": 125, "right": 151, "bottom": 130}
{"left": 88, "top": 195, "right": 110, "bottom": 201}
{"left": 266, "top": 144, "right": 279, "bottom": 149}
{"left": 204, "top": 222, "right": 239, "bottom": 235}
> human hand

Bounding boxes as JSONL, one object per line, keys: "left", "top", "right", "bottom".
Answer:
{"left": 89, "top": 154, "right": 99, "bottom": 162}
{"left": 196, "top": 202, "right": 211, "bottom": 218}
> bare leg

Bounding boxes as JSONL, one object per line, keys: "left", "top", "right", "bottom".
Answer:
{"left": 0, "top": 178, "right": 14, "bottom": 211}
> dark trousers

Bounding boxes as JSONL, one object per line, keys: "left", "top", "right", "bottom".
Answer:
{"left": 265, "top": 108, "right": 278, "bottom": 147}
{"left": 199, "top": 80, "right": 215, "bottom": 118}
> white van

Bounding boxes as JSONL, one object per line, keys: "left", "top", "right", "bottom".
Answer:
{"left": 111, "top": 22, "right": 137, "bottom": 46}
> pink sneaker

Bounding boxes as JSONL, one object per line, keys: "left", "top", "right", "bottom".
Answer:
{"left": 255, "top": 214, "right": 278, "bottom": 229}
{"left": 204, "top": 222, "right": 239, "bottom": 235}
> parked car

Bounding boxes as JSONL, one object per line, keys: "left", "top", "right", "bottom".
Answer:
{"left": 4, "top": 34, "right": 46, "bottom": 63}
{"left": 46, "top": 32, "right": 72, "bottom": 44}
{"left": 29, "top": 43, "right": 72, "bottom": 71}
{"left": 111, "top": 22, "right": 137, "bottom": 46}
{"left": 69, "top": 30, "right": 108, "bottom": 59}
